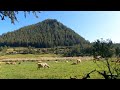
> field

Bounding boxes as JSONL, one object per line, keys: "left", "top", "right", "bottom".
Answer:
{"left": 0, "top": 54, "right": 118, "bottom": 79}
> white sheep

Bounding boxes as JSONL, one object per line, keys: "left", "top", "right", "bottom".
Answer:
{"left": 6, "top": 62, "right": 11, "bottom": 64}
{"left": 37, "top": 62, "right": 50, "bottom": 69}
{"left": 6, "top": 61, "right": 16, "bottom": 65}
{"left": 77, "top": 59, "right": 81, "bottom": 64}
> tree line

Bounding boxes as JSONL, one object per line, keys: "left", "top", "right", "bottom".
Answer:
{"left": 0, "top": 38, "right": 120, "bottom": 59}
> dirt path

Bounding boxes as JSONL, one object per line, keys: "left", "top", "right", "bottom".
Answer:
{"left": 0, "top": 56, "right": 93, "bottom": 62}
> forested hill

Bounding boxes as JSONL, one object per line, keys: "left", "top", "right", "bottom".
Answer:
{"left": 0, "top": 19, "right": 90, "bottom": 48}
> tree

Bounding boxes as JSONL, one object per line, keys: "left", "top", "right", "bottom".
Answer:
{"left": 0, "top": 11, "right": 40, "bottom": 24}
{"left": 92, "top": 39, "right": 114, "bottom": 79}
{"left": 115, "top": 47, "right": 120, "bottom": 58}
{"left": 83, "top": 38, "right": 119, "bottom": 79}
{"left": 115, "top": 47, "right": 120, "bottom": 64}
{"left": 92, "top": 38, "right": 113, "bottom": 59}
{"left": 93, "top": 39, "right": 120, "bottom": 79}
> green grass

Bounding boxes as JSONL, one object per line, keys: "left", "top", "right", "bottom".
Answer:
{"left": 0, "top": 59, "right": 116, "bottom": 79}
{"left": 0, "top": 53, "right": 61, "bottom": 59}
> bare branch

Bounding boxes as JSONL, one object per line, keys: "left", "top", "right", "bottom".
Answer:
{"left": 82, "top": 69, "right": 96, "bottom": 79}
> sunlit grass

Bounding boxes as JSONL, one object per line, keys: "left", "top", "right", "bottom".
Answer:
{"left": 0, "top": 59, "right": 115, "bottom": 79}
{"left": 0, "top": 54, "right": 61, "bottom": 59}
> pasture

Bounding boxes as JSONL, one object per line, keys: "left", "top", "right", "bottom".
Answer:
{"left": 0, "top": 56, "right": 118, "bottom": 79}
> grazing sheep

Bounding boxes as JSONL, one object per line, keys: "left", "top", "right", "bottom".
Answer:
{"left": 37, "top": 62, "right": 50, "bottom": 69}
{"left": 71, "top": 59, "right": 81, "bottom": 65}
{"left": 6, "top": 62, "right": 10, "bottom": 64}
{"left": 6, "top": 62, "right": 16, "bottom": 65}
{"left": 77, "top": 59, "right": 81, "bottom": 64}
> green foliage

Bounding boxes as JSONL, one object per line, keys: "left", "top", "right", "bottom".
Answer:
{"left": 81, "top": 47, "right": 93, "bottom": 56}
{"left": 66, "top": 45, "right": 81, "bottom": 56}
{"left": 0, "top": 11, "right": 40, "bottom": 24}
{"left": 0, "top": 19, "right": 90, "bottom": 48}
{"left": 115, "top": 47, "right": 120, "bottom": 57}
{"left": 92, "top": 38, "right": 114, "bottom": 58}
{"left": 0, "top": 45, "right": 8, "bottom": 54}
{"left": 0, "top": 46, "right": 3, "bottom": 51}
{"left": 84, "top": 38, "right": 120, "bottom": 79}
{"left": 63, "top": 44, "right": 93, "bottom": 57}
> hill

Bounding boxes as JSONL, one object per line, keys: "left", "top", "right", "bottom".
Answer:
{"left": 0, "top": 19, "right": 90, "bottom": 48}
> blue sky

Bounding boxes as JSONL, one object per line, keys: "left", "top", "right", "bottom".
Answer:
{"left": 0, "top": 11, "right": 120, "bottom": 43}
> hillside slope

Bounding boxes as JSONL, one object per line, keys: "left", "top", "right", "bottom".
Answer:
{"left": 0, "top": 19, "right": 90, "bottom": 48}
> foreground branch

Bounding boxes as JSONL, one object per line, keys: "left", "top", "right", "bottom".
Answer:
{"left": 82, "top": 69, "right": 96, "bottom": 79}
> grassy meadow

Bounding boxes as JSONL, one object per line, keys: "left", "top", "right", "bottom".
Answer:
{"left": 0, "top": 55, "right": 118, "bottom": 79}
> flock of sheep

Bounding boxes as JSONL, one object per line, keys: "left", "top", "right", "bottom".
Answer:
{"left": 0, "top": 58, "right": 82, "bottom": 71}
{"left": 37, "top": 58, "right": 82, "bottom": 69}
{"left": 0, "top": 56, "right": 105, "bottom": 79}
{"left": 0, "top": 61, "right": 21, "bottom": 65}
{"left": 0, "top": 55, "right": 104, "bottom": 70}
{"left": 36, "top": 55, "right": 104, "bottom": 69}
